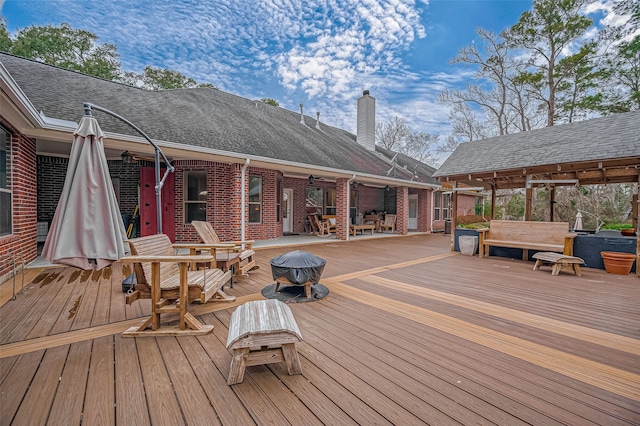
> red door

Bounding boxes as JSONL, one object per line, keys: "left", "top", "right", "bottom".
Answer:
{"left": 140, "top": 166, "right": 175, "bottom": 241}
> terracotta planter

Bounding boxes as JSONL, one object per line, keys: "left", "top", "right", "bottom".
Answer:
{"left": 600, "top": 251, "right": 636, "bottom": 275}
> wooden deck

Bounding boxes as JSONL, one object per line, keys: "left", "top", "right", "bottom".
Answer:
{"left": 1, "top": 234, "right": 639, "bottom": 425}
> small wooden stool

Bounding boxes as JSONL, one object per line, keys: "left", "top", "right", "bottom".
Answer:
{"left": 226, "top": 299, "right": 303, "bottom": 385}
{"left": 532, "top": 252, "right": 585, "bottom": 276}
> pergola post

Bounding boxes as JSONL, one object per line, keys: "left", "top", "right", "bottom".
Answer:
{"left": 549, "top": 186, "right": 556, "bottom": 222}
{"left": 525, "top": 186, "right": 532, "bottom": 221}
{"left": 490, "top": 184, "right": 496, "bottom": 220}
{"left": 450, "top": 181, "right": 458, "bottom": 251}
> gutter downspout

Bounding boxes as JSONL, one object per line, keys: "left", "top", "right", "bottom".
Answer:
{"left": 430, "top": 189, "right": 435, "bottom": 233}
{"left": 346, "top": 174, "right": 356, "bottom": 241}
{"left": 241, "top": 159, "right": 250, "bottom": 243}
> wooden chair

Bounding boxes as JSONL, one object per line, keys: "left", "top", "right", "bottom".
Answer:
{"left": 121, "top": 234, "right": 234, "bottom": 336}
{"left": 308, "top": 214, "right": 331, "bottom": 236}
{"left": 191, "top": 221, "right": 259, "bottom": 278}
{"left": 380, "top": 214, "right": 396, "bottom": 232}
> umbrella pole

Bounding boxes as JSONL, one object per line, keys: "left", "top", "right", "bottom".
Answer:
{"left": 83, "top": 103, "right": 174, "bottom": 234}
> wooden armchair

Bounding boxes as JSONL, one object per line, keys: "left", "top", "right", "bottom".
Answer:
{"left": 121, "top": 234, "right": 234, "bottom": 336}
{"left": 380, "top": 214, "right": 396, "bottom": 232}
{"left": 191, "top": 221, "right": 259, "bottom": 277}
{"left": 309, "top": 214, "right": 331, "bottom": 236}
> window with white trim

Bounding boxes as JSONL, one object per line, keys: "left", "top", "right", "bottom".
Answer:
{"left": 249, "top": 175, "right": 262, "bottom": 223}
{"left": 0, "top": 128, "right": 11, "bottom": 237}
{"left": 184, "top": 171, "right": 207, "bottom": 223}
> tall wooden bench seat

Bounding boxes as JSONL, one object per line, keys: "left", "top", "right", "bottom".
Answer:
{"left": 478, "top": 220, "right": 576, "bottom": 260}
{"left": 192, "top": 220, "right": 259, "bottom": 278}
{"left": 121, "top": 234, "right": 234, "bottom": 336}
{"left": 226, "top": 300, "right": 303, "bottom": 385}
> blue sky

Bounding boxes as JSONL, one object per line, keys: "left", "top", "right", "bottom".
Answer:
{"left": 0, "top": 0, "right": 615, "bottom": 152}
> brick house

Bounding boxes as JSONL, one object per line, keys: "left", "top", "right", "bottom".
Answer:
{"left": 0, "top": 53, "right": 441, "bottom": 278}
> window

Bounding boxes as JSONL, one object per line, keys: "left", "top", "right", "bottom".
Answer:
{"left": 0, "top": 128, "right": 11, "bottom": 237}
{"left": 434, "top": 191, "right": 442, "bottom": 220}
{"left": 249, "top": 175, "right": 262, "bottom": 223}
{"left": 276, "top": 180, "right": 282, "bottom": 222}
{"left": 184, "top": 171, "right": 207, "bottom": 223}
{"left": 325, "top": 188, "right": 336, "bottom": 215}
{"left": 306, "top": 187, "right": 323, "bottom": 214}
{"left": 443, "top": 193, "right": 451, "bottom": 219}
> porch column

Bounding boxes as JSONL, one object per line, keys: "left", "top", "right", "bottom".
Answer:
{"left": 230, "top": 163, "right": 244, "bottom": 241}
{"left": 417, "top": 189, "right": 430, "bottom": 232}
{"left": 396, "top": 186, "right": 409, "bottom": 235}
{"left": 451, "top": 182, "right": 458, "bottom": 252}
{"left": 335, "top": 178, "right": 349, "bottom": 240}
{"left": 490, "top": 184, "right": 496, "bottom": 219}
{"left": 549, "top": 186, "right": 556, "bottom": 222}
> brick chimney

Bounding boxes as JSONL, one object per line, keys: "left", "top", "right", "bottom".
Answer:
{"left": 356, "top": 90, "right": 375, "bottom": 151}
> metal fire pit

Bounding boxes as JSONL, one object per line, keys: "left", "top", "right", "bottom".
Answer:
{"left": 264, "top": 250, "right": 328, "bottom": 302}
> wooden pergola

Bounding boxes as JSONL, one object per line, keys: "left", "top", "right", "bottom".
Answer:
{"left": 433, "top": 110, "right": 640, "bottom": 273}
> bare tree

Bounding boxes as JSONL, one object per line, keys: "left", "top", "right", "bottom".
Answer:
{"left": 375, "top": 116, "right": 410, "bottom": 151}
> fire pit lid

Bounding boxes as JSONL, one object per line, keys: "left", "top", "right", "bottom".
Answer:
{"left": 270, "top": 250, "right": 326, "bottom": 284}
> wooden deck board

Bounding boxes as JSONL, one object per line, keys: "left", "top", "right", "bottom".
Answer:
{"left": 114, "top": 334, "right": 151, "bottom": 426}
{"left": 48, "top": 340, "right": 92, "bottom": 425}
{"left": 1, "top": 235, "right": 639, "bottom": 425}
{"left": 83, "top": 335, "right": 116, "bottom": 425}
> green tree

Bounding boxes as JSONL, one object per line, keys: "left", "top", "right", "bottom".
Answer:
{"left": 260, "top": 98, "right": 279, "bottom": 107}
{"left": 599, "top": 35, "right": 640, "bottom": 112}
{"left": 9, "top": 23, "right": 121, "bottom": 80}
{"left": 0, "top": 19, "right": 12, "bottom": 52}
{"left": 503, "top": 0, "right": 594, "bottom": 126}
{"left": 139, "top": 66, "right": 198, "bottom": 90}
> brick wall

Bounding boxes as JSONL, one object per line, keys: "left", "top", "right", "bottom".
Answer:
{"left": 357, "top": 185, "right": 385, "bottom": 214}
{"left": 0, "top": 120, "right": 37, "bottom": 279}
{"left": 37, "top": 156, "right": 140, "bottom": 235}
{"left": 174, "top": 161, "right": 284, "bottom": 243}
{"left": 396, "top": 186, "right": 409, "bottom": 235}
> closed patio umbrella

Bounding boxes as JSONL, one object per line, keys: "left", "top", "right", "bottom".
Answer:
{"left": 574, "top": 211, "right": 583, "bottom": 231}
{"left": 41, "top": 115, "right": 127, "bottom": 270}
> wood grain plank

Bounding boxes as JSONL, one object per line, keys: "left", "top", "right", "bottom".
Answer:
{"left": 114, "top": 334, "right": 150, "bottom": 426}
{"left": 136, "top": 337, "right": 184, "bottom": 425}
{"left": 11, "top": 345, "right": 69, "bottom": 425}
{"left": 0, "top": 350, "right": 45, "bottom": 425}
{"left": 48, "top": 340, "right": 92, "bottom": 425}
{"left": 83, "top": 336, "right": 115, "bottom": 425}
{"left": 156, "top": 336, "right": 221, "bottom": 425}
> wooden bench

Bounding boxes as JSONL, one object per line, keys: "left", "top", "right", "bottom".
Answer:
{"left": 226, "top": 300, "right": 303, "bottom": 385}
{"left": 478, "top": 220, "right": 576, "bottom": 260}
{"left": 532, "top": 252, "right": 585, "bottom": 276}
{"left": 350, "top": 224, "right": 376, "bottom": 236}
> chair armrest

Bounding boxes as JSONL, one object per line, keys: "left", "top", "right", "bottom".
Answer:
{"left": 476, "top": 228, "right": 490, "bottom": 233}
{"left": 564, "top": 233, "right": 577, "bottom": 239}
{"left": 227, "top": 240, "right": 255, "bottom": 250}
{"left": 119, "top": 254, "right": 214, "bottom": 263}
{"left": 172, "top": 243, "right": 236, "bottom": 250}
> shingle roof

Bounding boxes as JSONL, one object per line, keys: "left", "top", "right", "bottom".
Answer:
{"left": 1, "top": 53, "right": 420, "bottom": 182}
{"left": 433, "top": 111, "right": 640, "bottom": 178}
{"left": 374, "top": 145, "right": 438, "bottom": 185}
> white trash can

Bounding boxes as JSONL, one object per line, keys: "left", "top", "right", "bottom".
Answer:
{"left": 459, "top": 235, "right": 478, "bottom": 256}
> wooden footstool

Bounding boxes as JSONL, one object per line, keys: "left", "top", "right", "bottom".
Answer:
{"left": 532, "top": 252, "right": 585, "bottom": 276}
{"left": 226, "top": 299, "right": 303, "bottom": 385}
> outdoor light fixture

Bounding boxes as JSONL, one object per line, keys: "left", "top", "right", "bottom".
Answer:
{"left": 121, "top": 150, "right": 132, "bottom": 166}
{"left": 385, "top": 185, "right": 390, "bottom": 192}
{"left": 308, "top": 175, "right": 315, "bottom": 185}
{"left": 352, "top": 181, "right": 358, "bottom": 190}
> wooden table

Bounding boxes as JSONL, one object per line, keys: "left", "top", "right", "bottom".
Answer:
{"left": 532, "top": 252, "right": 585, "bottom": 276}
{"left": 350, "top": 224, "right": 376, "bottom": 236}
